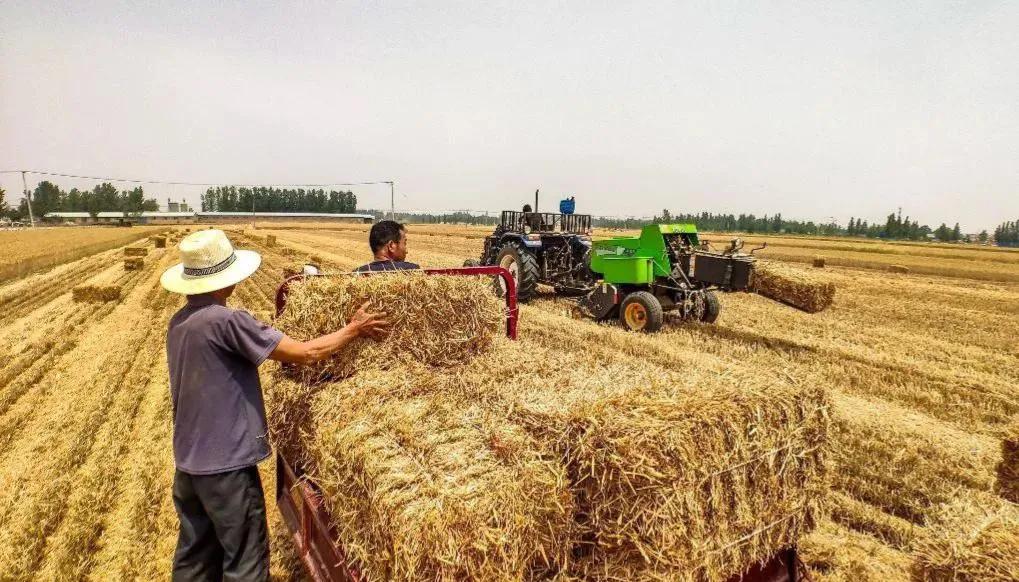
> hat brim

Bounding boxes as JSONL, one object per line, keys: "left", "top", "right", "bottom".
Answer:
{"left": 160, "top": 250, "right": 262, "bottom": 295}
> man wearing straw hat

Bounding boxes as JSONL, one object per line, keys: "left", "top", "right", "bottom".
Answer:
{"left": 161, "top": 229, "right": 388, "bottom": 581}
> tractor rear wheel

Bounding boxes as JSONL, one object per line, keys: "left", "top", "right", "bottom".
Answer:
{"left": 496, "top": 243, "right": 539, "bottom": 302}
{"left": 619, "top": 291, "right": 664, "bottom": 332}
{"left": 701, "top": 290, "right": 721, "bottom": 323}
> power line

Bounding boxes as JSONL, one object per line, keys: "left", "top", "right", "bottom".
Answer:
{"left": 0, "top": 169, "right": 392, "bottom": 189}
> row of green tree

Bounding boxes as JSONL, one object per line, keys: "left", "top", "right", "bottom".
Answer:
{"left": 994, "top": 220, "right": 1019, "bottom": 246}
{"left": 0, "top": 181, "right": 159, "bottom": 219}
{"left": 200, "top": 186, "right": 357, "bottom": 213}
{"left": 599, "top": 210, "right": 845, "bottom": 235}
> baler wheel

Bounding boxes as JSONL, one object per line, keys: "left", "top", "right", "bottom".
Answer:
{"left": 701, "top": 290, "right": 721, "bottom": 323}
{"left": 620, "top": 291, "right": 664, "bottom": 332}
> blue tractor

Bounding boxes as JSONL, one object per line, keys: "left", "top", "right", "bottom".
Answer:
{"left": 467, "top": 205, "right": 595, "bottom": 302}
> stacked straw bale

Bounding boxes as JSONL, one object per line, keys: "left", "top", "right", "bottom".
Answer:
{"left": 889, "top": 264, "right": 910, "bottom": 274}
{"left": 152, "top": 235, "right": 167, "bottom": 248}
{"left": 123, "top": 246, "right": 148, "bottom": 257}
{"left": 269, "top": 274, "right": 831, "bottom": 581}
{"left": 996, "top": 421, "right": 1019, "bottom": 503}
{"left": 753, "top": 261, "right": 835, "bottom": 313}
{"left": 911, "top": 492, "right": 1019, "bottom": 581}
{"left": 71, "top": 285, "right": 122, "bottom": 303}
{"left": 123, "top": 258, "right": 144, "bottom": 271}
{"left": 274, "top": 273, "right": 504, "bottom": 381}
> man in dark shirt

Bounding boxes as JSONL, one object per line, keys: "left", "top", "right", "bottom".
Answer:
{"left": 161, "top": 229, "right": 388, "bottom": 581}
{"left": 355, "top": 219, "right": 420, "bottom": 272}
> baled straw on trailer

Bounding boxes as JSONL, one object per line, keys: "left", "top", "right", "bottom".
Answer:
{"left": 753, "top": 261, "right": 835, "bottom": 313}
{"left": 273, "top": 271, "right": 509, "bottom": 381}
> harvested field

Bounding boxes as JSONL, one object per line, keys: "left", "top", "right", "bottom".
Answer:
{"left": 0, "top": 224, "right": 1016, "bottom": 580}
{"left": 0, "top": 226, "right": 163, "bottom": 283}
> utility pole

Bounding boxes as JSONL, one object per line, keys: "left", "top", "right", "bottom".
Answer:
{"left": 21, "top": 171, "right": 34, "bottom": 227}
{"left": 389, "top": 181, "right": 395, "bottom": 220}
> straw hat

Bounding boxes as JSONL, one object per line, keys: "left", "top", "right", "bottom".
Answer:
{"left": 160, "top": 229, "right": 262, "bottom": 295}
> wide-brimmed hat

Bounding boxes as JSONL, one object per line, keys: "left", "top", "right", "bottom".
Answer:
{"left": 160, "top": 229, "right": 261, "bottom": 295}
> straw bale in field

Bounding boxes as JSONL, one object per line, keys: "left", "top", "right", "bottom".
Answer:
{"left": 813, "top": 255, "right": 826, "bottom": 268}
{"left": 753, "top": 261, "right": 835, "bottom": 313}
{"left": 71, "top": 285, "right": 122, "bottom": 303}
{"left": 266, "top": 235, "right": 276, "bottom": 246}
{"left": 306, "top": 383, "right": 574, "bottom": 581}
{"left": 274, "top": 273, "right": 504, "bottom": 381}
{"left": 911, "top": 492, "right": 1019, "bottom": 582}
{"left": 889, "top": 264, "right": 910, "bottom": 274}
{"left": 123, "top": 246, "right": 148, "bottom": 257}
{"left": 153, "top": 235, "right": 167, "bottom": 248}
{"left": 996, "top": 421, "right": 1019, "bottom": 503}
{"left": 280, "top": 246, "right": 296, "bottom": 257}
{"left": 124, "top": 258, "right": 144, "bottom": 270}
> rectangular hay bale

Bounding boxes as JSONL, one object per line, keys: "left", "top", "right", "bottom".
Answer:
{"left": 123, "top": 246, "right": 148, "bottom": 257}
{"left": 124, "top": 258, "right": 144, "bottom": 271}
{"left": 273, "top": 273, "right": 504, "bottom": 380}
{"left": 153, "top": 235, "right": 167, "bottom": 248}
{"left": 753, "top": 260, "right": 835, "bottom": 313}
{"left": 71, "top": 284, "right": 122, "bottom": 303}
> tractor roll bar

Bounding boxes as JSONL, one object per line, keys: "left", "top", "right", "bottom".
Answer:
{"left": 274, "top": 265, "right": 519, "bottom": 339}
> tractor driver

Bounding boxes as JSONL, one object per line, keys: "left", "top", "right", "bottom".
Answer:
{"left": 521, "top": 204, "right": 543, "bottom": 231}
{"left": 355, "top": 219, "right": 420, "bottom": 272}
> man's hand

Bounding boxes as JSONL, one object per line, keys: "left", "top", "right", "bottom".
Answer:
{"left": 347, "top": 302, "right": 390, "bottom": 340}
{"left": 269, "top": 303, "right": 390, "bottom": 365}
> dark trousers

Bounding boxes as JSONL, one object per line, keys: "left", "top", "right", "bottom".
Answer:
{"left": 172, "top": 466, "right": 269, "bottom": 582}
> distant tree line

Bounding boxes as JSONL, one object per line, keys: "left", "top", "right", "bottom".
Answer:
{"left": 201, "top": 186, "right": 357, "bottom": 213}
{"left": 3, "top": 181, "right": 159, "bottom": 219}
{"left": 994, "top": 220, "right": 1019, "bottom": 246}
{"left": 596, "top": 210, "right": 843, "bottom": 235}
{"left": 376, "top": 210, "right": 499, "bottom": 225}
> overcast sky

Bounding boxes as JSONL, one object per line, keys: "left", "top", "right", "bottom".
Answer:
{"left": 2, "top": 1, "right": 1016, "bottom": 231}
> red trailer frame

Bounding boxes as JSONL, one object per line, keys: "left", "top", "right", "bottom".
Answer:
{"left": 272, "top": 266, "right": 805, "bottom": 582}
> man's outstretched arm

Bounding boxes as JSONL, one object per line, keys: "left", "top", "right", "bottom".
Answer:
{"left": 269, "top": 302, "right": 389, "bottom": 365}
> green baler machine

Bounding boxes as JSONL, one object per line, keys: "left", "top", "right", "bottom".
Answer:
{"left": 580, "top": 223, "right": 758, "bottom": 332}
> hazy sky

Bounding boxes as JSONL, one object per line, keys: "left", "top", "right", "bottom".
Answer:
{"left": 2, "top": 1, "right": 1016, "bottom": 230}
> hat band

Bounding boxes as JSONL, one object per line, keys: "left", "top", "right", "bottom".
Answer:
{"left": 183, "top": 252, "right": 237, "bottom": 277}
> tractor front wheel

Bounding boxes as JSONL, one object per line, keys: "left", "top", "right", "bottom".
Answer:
{"left": 495, "top": 243, "right": 539, "bottom": 302}
{"left": 619, "top": 291, "right": 664, "bottom": 333}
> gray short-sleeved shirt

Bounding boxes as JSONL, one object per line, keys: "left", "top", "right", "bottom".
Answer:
{"left": 167, "top": 295, "right": 284, "bottom": 475}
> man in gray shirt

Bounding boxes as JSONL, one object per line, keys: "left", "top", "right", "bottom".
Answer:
{"left": 161, "top": 229, "right": 387, "bottom": 581}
